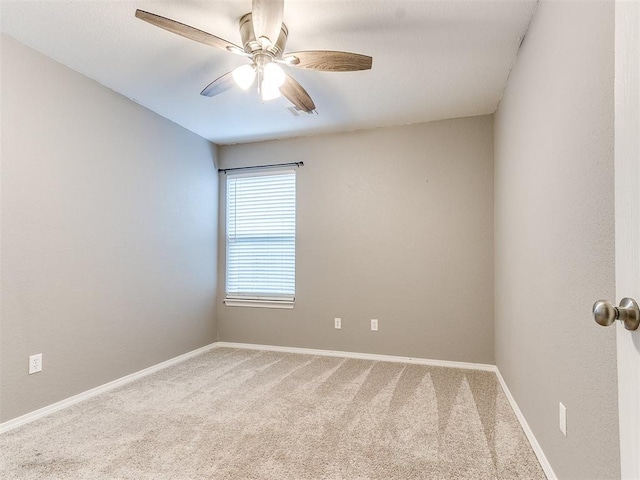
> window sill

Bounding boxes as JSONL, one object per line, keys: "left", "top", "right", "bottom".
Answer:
{"left": 223, "top": 296, "right": 295, "bottom": 309}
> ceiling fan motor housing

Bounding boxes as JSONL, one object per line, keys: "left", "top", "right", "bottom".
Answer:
{"left": 239, "top": 13, "right": 288, "bottom": 57}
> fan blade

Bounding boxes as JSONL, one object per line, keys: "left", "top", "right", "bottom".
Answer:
{"left": 135, "top": 10, "right": 241, "bottom": 51}
{"left": 201, "top": 71, "right": 236, "bottom": 97}
{"left": 286, "top": 51, "right": 372, "bottom": 72}
{"left": 227, "top": 45, "right": 251, "bottom": 57}
{"left": 281, "top": 74, "right": 316, "bottom": 112}
{"left": 251, "top": 0, "right": 284, "bottom": 46}
{"left": 276, "top": 55, "right": 300, "bottom": 66}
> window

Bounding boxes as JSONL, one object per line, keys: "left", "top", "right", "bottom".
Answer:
{"left": 224, "top": 170, "right": 296, "bottom": 309}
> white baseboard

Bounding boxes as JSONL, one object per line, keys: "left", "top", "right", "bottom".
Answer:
{"left": 0, "top": 343, "right": 217, "bottom": 434}
{"left": 494, "top": 368, "right": 557, "bottom": 480}
{"left": 214, "top": 341, "right": 496, "bottom": 371}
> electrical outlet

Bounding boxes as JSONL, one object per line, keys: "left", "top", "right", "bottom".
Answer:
{"left": 29, "top": 353, "right": 42, "bottom": 374}
{"left": 371, "top": 319, "right": 379, "bottom": 331}
{"left": 334, "top": 317, "right": 341, "bottom": 329}
{"left": 559, "top": 402, "right": 567, "bottom": 436}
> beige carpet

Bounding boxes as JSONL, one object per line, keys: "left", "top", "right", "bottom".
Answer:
{"left": 1, "top": 347, "right": 546, "bottom": 479}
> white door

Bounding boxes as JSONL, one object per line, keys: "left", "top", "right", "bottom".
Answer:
{"left": 615, "top": 1, "right": 640, "bottom": 478}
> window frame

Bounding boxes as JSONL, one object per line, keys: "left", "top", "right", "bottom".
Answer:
{"left": 223, "top": 169, "right": 296, "bottom": 309}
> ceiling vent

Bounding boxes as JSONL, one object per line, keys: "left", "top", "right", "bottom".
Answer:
{"left": 288, "top": 106, "right": 318, "bottom": 117}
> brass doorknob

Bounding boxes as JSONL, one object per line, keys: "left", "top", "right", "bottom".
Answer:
{"left": 593, "top": 298, "right": 640, "bottom": 331}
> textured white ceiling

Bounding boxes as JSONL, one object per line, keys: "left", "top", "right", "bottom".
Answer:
{"left": 1, "top": 0, "right": 537, "bottom": 145}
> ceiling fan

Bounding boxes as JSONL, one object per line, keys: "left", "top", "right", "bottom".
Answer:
{"left": 135, "top": 0, "right": 373, "bottom": 113}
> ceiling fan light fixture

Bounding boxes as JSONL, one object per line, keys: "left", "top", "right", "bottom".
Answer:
{"left": 232, "top": 64, "right": 256, "bottom": 90}
{"left": 136, "top": 0, "right": 372, "bottom": 111}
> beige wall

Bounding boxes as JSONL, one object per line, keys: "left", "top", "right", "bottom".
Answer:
{"left": 217, "top": 116, "right": 494, "bottom": 364}
{"left": 494, "top": 1, "right": 619, "bottom": 478}
{"left": 0, "top": 35, "right": 219, "bottom": 422}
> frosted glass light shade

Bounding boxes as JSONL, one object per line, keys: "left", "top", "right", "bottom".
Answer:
{"left": 261, "top": 80, "right": 281, "bottom": 101}
{"left": 263, "top": 63, "right": 286, "bottom": 88}
{"left": 232, "top": 64, "right": 256, "bottom": 90}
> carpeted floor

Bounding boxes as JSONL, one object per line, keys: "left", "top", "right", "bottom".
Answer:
{"left": 1, "top": 347, "right": 546, "bottom": 479}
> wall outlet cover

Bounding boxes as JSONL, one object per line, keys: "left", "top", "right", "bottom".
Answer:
{"left": 371, "top": 319, "right": 379, "bottom": 331}
{"left": 334, "top": 318, "right": 341, "bottom": 329}
{"left": 29, "top": 353, "right": 43, "bottom": 375}
{"left": 559, "top": 402, "right": 567, "bottom": 436}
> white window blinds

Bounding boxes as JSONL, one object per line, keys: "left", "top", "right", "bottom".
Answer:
{"left": 226, "top": 171, "right": 296, "bottom": 300}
